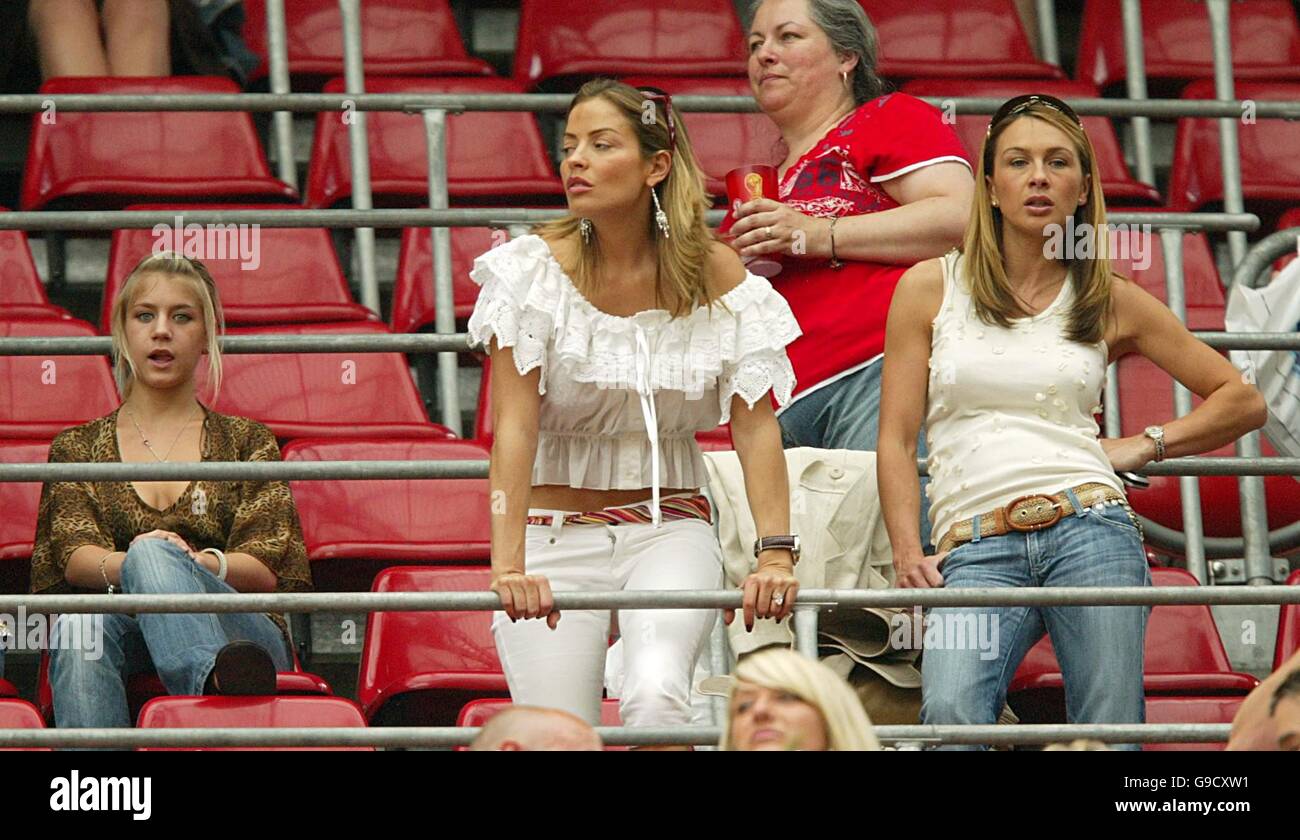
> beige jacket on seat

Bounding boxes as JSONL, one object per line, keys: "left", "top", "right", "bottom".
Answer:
{"left": 702, "top": 447, "right": 921, "bottom": 690}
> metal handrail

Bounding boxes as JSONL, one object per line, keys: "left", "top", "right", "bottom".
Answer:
{"left": 0, "top": 723, "right": 1234, "bottom": 749}
{"left": 2, "top": 93, "right": 1299, "bottom": 118}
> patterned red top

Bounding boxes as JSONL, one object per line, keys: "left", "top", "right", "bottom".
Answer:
{"left": 723, "top": 93, "right": 969, "bottom": 399}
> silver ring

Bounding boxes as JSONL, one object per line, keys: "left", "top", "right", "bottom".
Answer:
{"left": 772, "top": 592, "right": 785, "bottom": 607}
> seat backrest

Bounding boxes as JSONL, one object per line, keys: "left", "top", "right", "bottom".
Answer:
{"left": 513, "top": 0, "right": 746, "bottom": 87}
{"left": 103, "top": 204, "right": 373, "bottom": 329}
{"left": 0, "top": 699, "right": 47, "bottom": 750}
{"left": 618, "top": 75, "right": 781, "bottom": 197}
{"left": 357, "top": 566, "right": 500, "bottom": 714}
{"left": 240, "top": 0, "right": 492, "bottom": 82}
{"left": 860, "top": 0, "right": 1062, "bottom": 80}
{"left": 208, "top": 322, "right": 450, "bottom": 439}
{"left": 900, "top": 79, "right": 1158, "bottom": 203}
{"left": 284, "top": 437, "right": 491, "bottom": 563}
{"left": 0, "top": 319, "right": 119, "bottom": 439}
{"left": 305, "top": 76, "right": 562, "bottom": 207}
{"left": 21, "top": 77, "right": 294, "bottom": 210}
{"left": 1077, "top": 0, "right": 1300, "bottom": 90}
{"left": 1169, "top": 80, "right": 1300, "bottom": 212}
{"left": 0, "top": 210, "right": 58, "bottom": 308}
{"left": 457, "top": 697, "right": 623, "bottom": 727}
{"left": 391, "top": 226, "right": 498, "bottom": 333}
{"left": 0, "top": 439, "right": 50, "bottom": 564}
{"left": 136, "top": 696, "right": 372, "bottom": 750}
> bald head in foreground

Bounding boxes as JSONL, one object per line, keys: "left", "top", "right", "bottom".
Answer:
{"left": 469, "top": 706, "right": 604, "bottom": 751}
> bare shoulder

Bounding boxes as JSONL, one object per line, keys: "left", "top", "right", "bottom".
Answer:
{"left": 540, "top": 230, "right": 577, "bottom": 267}
{"left": 893, "top": 256, "right": 946, "bottom": 321}
{"left": 704, "top": 240, "right": 747, "bottom": 301}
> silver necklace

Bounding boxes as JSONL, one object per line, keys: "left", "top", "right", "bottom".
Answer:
{"left": 124, "top": 403, "right": 200, "bottom": 462}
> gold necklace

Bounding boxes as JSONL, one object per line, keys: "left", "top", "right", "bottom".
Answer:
{"left": 123, "top": 403, "right": 200, "bottom": 462}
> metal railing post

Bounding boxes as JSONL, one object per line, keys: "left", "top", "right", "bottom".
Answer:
{"left": 1033, "top": 0, "right": 1060, "bottom": 67}
{"left": 708, "top": 615, "right": 730, "bottom": 725}
{"left": 1160, "top": 230, "right": 1208, "bottom": 583}
{"left": 1206, "top": 0, "right": 1248, "bottom": 268}
{"left": 1121, "top": 0, "right": 1156, "bottom": 187}
{"left": 793, "top": 604, "right": 820, "bottom": 660}
{"left": 424, "top": 108, "right": 463, "bottom": 435}
{"left": 339, "top": 0, "right": 381, "bottom": 315}
{"left": 264, "top": 0, "right": 297, "bottom": 191}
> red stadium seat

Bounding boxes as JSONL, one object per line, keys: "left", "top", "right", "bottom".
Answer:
{"left": 37, "top": 649, "right": 331, "bottom": 724}
{"left": 1076, "top": 0, "right": 1300, "bottom": 91}
{"left": 0, "top": 318, "right": 119, "bottom": 439}
{"left": 513, "top": 0, "right": 746, "bottom": 88}
{"left": 456, "top": 697, "right": 626, "bottom": 750}
{"left": 859, "top": 0, "right": 1063, "bottom": 81}
{"left": 241, "top": 0, "right": 493, "bottom": 84}
{"left": 137, "top": 696, "right": 371, "bottom": 750}
{"left": 305, "top": 76, "right": 563, "bottom": 208}
{"left": 1010, "top": 568, "right": 1260, "bottom": 723}
{"left": 900, "top": 80, "right": 1160, "bottom": 204}
{"left": 358, "top": 566, "right": 508, "bottom": 725}
{"left": 391, "top": 226, "right": 498, "bottom": 333}
{"left": 0, "top": 439, "right": 49, "bottom": 593}
{"left": 1276, "top": 569, "right": 1300, "bottom": 671}
{"left": 620, "top": 75, "right": 781, "bottom": 198}
{"left": 103, "top": 205, "right": 376, "bottom": 329}
{"left": 207, "top": 321, "right": 452, "bottom": 440}
{"left": 1143, "top": 696, "right": 1244, "bottom": 751}
{"left": 0, "top": 699, "right": 49, "bottom": 751}
{"left": 1273, "top": 206, "right": 1300, "bottom": 272}
{"left": 1168, "top": 80, "right": 1300, "bottom": 213}
{"left": 0, "top": 680, "right": 18, "bottom": 698}
{"left": 283, "top": 437, "right": 491, "bottom": 590}
{"left": 0, "top": 211, "right": 70, "bottom": 320}
{"left": 21, "top": 77, "right": 296, "bottom": 211}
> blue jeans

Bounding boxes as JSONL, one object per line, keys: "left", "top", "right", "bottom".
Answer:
{"left": 50, "top": 538, "right": 291, "bottom": 730}
{"left": 920, "top": 502, "right": 1150, "bottom": 750}
{"left": 779, "top": 359, "right": 934, "bottom": 548}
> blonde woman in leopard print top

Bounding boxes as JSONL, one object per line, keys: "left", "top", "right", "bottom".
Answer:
{"left": 30, "top": 252, "right": 311, "bottom": 734}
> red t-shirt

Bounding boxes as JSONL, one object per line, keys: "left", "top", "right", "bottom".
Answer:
{"left": 723, "top": 93, "right": 969, "bottom": 400}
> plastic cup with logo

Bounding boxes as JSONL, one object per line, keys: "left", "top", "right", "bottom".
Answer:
{"left": 725, "top": 164, "right": 782, "bottom": 278}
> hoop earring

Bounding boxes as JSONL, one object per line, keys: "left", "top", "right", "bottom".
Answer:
{"left": 580, "top": 218, "right": 593, "bottom": 244}
{"left": 651, "top": 187, "right": 670, "bottom": 239}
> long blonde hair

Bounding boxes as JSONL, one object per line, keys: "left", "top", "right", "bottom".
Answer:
{"left": 720, "top": 648, "right": 881, "bottom": 751}
{"left": 109, "top": 251, "right": 224, "bottom": 400}
{"left": 534, "top": 79, "right": 716, "bottom": 317}
{"left": 962, "top": 101, "right": 1112, "bottom": 344}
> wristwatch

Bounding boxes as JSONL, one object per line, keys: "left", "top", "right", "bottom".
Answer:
{"left": 1143, "top": 425, "right": 1167, "bottom": 462}
{"left": 753, "top": 535, "right": 801, "bottom": 564}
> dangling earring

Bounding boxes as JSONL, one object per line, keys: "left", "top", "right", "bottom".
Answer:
{"left": 580, "top": 218, "right": 592, "bottom": 244}
{"left": 651, "top": 187, "right": 670, "bottom": 239}
{"left": 841, "top": 70, "right": 849, "bottom": 88}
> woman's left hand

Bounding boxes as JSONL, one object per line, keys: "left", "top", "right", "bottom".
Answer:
{"left": 1100, "top": 435, "right": 1155, "bottom": 473}
{"left": 727, "top": 559, "right": 799, "bottom": 630}
{"left": 729, "top": 198, "right": 828, "bottom": 259}
{"left": 131, "top": 528, "right": 197, "bottom": 559}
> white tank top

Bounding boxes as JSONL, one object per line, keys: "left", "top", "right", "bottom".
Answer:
{"left": 925, "top": 251, "right": 1125, "bottom": 544}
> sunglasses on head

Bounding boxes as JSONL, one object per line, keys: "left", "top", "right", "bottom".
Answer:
{"left": 986, "top": 94, "right": 1083, "bottom": 137}
{"left": 638, "top": 86, "right": 677, "bottom": 149}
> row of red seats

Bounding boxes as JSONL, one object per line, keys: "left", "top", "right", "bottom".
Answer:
{"left": 21, "top": 73, "right": 1300, "bottom": 216}
{"left": 233, "top": 0, "right": 1300, "bottom": 91}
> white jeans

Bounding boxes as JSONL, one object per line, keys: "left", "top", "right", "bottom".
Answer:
{"left": 492, "top": 510, "right": 723, "bottom": 727}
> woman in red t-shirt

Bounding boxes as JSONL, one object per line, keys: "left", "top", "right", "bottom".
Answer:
{"left": 727, "top": 0, "right": 972, "bottom": 479}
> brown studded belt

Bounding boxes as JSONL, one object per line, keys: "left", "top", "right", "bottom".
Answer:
{"left": 936, "top": 482, "right": 1130, "bottom": 554}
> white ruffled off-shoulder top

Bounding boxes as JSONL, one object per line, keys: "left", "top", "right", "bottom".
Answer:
{"left": 467, "top": 234, "right": 802, "bottom": 524}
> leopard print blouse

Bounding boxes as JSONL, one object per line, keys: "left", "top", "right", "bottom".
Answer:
{"left": 30, "top": 407, "right": 313, "bottom": 640}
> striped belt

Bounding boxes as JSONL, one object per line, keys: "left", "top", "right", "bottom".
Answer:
{"left": 937, "top": 482, "right": 1130, "bottom": 554}
{"left": 526, "top": 493, "right": 712, "bottom": 527}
